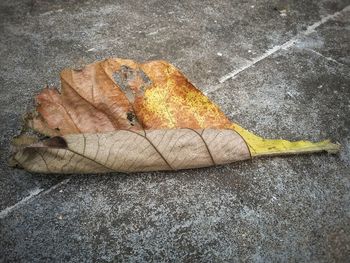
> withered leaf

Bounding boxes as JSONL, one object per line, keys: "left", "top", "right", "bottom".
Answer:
{"left": 12, "top": 58, "right": 339, "bottom": 174}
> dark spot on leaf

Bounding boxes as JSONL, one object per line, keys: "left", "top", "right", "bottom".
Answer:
{"left": 43, "top": 136, "right": 68, "bottom": 148}
{"left": 127, "top": 112, "right": 135, "bottom": 123}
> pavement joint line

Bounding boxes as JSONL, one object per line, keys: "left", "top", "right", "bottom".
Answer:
{"left": 304, "top": 48, "right": 349, "bottom": 67}
{"left": 205, "top": 5, "right": 350, "bottom": 94}
{"left": 0, "top": 178, "right": 71, "bottom": 219}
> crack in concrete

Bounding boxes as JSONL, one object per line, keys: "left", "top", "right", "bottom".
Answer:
{"left": 204, "top": 5, "right": 350, "bottom": 95}
{"left": 0, "top": 178, "right": 71, "bottom": 219}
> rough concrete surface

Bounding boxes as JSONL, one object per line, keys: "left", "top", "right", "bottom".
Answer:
{"left": 0, "top": 0, "right": 349, "bottom": 262}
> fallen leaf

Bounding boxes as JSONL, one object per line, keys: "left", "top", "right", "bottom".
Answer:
{"left": 11, "top": 58, "right": 340, "bottom": 174}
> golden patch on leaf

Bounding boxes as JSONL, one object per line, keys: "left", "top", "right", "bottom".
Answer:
{"left": 11, "top": 58, "right": 340, "bottom": 174}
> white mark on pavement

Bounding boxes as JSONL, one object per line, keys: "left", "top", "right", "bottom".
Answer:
{"left": 213, "top": 5, "right": 350, "bottom": 91}
{"left": 0, "top": 178, "right": 71, "bottom": 219}
{"left": 40, "top": 9, "right": 64, "bottom": 16}
{"left": 0, "top": 187, "right": 43, "bottom": 219}
{"left": 147, "top": 31, "right": 159, "bottom": 36}
{"left": 305, "top": 48, "right": 348, "bottom": 67}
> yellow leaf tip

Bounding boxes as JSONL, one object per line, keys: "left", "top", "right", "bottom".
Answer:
{"left": 232, "top": 124, "right": 341, "bottom": 157}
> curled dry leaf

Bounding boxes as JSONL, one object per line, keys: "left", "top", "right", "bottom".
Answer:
{"left": 11, "top": 58, "right": 340, "bottom": 174}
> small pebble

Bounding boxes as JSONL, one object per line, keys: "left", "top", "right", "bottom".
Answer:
{"left": 280, "top": 9, "right": 287, "bottom": 17}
